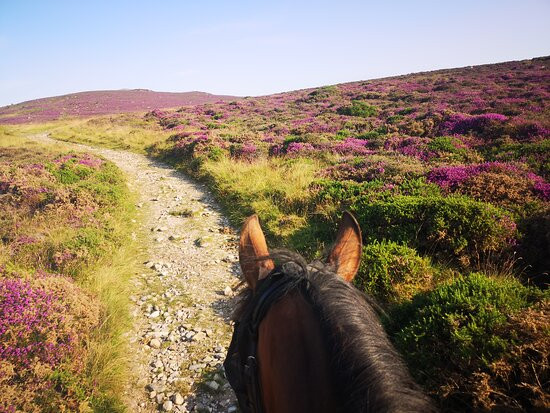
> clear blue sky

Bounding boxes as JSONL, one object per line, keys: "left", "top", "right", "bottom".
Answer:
{"left": 1, "top": 0, "right": 549, "bottom": 106}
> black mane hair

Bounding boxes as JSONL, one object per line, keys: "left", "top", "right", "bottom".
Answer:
{"left": 234, "top": 250, "right": 437, "bottom": 413}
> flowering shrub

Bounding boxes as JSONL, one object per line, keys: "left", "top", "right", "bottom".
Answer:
{"left": 440, "top": 113, "right": 508, "bottom": 136}
{"left": 0, "top": 275, "right": 100, "bottom": 412}
{"left": 383, "top": 136, "right": 436, "bottom": 160}
{"left": 0, "top": 278, "right": 71, "bottom": 366}
{"left": 229, "top": 142, "right": 258, "bottom": 161}
{"left": 427, "top": 162, "right": 550, "bottom": 202}
{"left": 321, "top": 160, "right": 387, "bottom": 182}
{"left": 330, "top": 138, "right": 372, "bottom": 155}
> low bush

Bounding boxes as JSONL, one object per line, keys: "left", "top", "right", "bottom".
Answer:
{"left": 386, "top": 273, "right": 548, "bottom": 411}
{"left": 487, "top": 139, "right": 550, "bottom": 177}
{"left": 354, "top": 241, "right": 434, "bottom": 302}
{"left": 0, "top": 273, "right": 101, "bottom": 412}
{"left": 349, "top": 195, "right": 517, "bottom": 266}
{"left": 337, "top": 100, "right": 378, "bottom": 118}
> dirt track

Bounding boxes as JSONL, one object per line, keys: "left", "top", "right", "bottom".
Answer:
{"left": 32, "top": 134, "right": 240, "bottom": 412}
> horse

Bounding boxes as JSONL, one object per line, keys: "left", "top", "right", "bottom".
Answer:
{"left": 224, "top": 212, "right": 437, "bottom": 412}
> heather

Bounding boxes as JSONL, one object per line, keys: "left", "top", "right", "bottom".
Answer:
{"left": 0, "top": 136, "right": 135, "bottom": 411}
{"left": 354, "top": 241, "right": 434, "bottom": 302}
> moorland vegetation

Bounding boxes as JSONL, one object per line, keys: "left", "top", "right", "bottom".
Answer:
{"left": 1, "top": 57, "right": 548, "bottom": 411}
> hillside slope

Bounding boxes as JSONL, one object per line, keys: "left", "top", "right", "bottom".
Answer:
{"left": 0, "top": 89, "right": 239, "bottom": 124}
{"left": 140, "top": 56, "right": 549, "bottom": 411}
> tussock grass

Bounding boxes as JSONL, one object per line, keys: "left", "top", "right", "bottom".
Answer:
{"left": 48, "top": 114, "right": 170, "bottom": 152}
{"left": 82, "top": 222, "right": 142, "bottom": 412}
{"left": 201, "top": 157, "right": 320, "bottom": 242}
{"left": 3, "top": 113, "right": 171, "bottom": 153}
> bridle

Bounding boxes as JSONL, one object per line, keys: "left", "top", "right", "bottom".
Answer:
{"left": 223, "top": 267, "right": 311, "bottom": 413}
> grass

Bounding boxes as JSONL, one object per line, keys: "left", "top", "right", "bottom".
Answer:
{"left": 81, "top": 212, "right": 143, "bottom": 412}
{"left": 198, "top": 156, "right": 321, "bottom": 244}
{"left": 2, "top": 113, "right": 171, "bottom": 153}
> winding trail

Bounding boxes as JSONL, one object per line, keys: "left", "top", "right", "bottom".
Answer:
{"left": 33, "top": 134, "right": 240, "bottom": 412}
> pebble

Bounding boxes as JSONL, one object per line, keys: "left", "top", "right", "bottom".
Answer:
{"left": 206, "top": 381, "right": 220, "bottom": 391}
{"left": 163, "top": 400, "right": 173, "bottom": 411}
{"left": 173, "top": 393, "right": 184, "bottom": 405}
{"left": 223, "top": 286, "right": 232, "bottom": 296}
{"left": 149, "top": 338, "right": 161, "bottom": 349}
{"left": 192, "top": 331, "right": 207, "bottom": 342}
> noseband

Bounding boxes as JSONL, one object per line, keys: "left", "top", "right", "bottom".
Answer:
{"left": 224, "top": 267, "right": 310, "bottom": 413}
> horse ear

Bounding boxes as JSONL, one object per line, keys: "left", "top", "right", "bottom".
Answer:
{"left": 239, "top": 214, "right": 275, "bottom": 291}
{"left": 327, "top": 211, "right": 362, "bottom": 282}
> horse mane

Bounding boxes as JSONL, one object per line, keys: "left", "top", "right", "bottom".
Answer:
{"left": 234, "top": 249, "right": 437, "bottom": 413}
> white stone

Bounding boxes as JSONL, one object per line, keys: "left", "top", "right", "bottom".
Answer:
{"left": 191, "top": 332, "right": 206, "bottom": 342}
{"left": 173, "top": 393, "right": 184, "bottom": 405}
{"left": 206, "top": 381, "right": 219, "bottom": 391}
{"left": 149, "top": 338, "right": 161, "bottom": 349}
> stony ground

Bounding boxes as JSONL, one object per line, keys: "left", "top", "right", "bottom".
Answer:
{"left": 33, "top": 134, "right": 241, "bottom": 412}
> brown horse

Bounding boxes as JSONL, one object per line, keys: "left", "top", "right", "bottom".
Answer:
{"left": 224, "top": 212, "right": 437, "bottom": 413}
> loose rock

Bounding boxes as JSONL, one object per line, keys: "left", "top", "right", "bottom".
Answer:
{"left": 149, "top": 338, "right": 161, "bottom": 349}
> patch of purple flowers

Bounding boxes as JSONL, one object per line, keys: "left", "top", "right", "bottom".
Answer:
{"left": 0, "top": 278, "right": 72, "bottom": 367}
{"left": 528, "top": 173, "right": 550, "bottom": 201}
{"left": 441, "top": 113, "right": 507, "bottom": 135}
{"left": 286, "top": 142, "right": 315, "bottom": 155}
{"left": 427, "top": 162, "right": 521, "bottom": 190}
{"left": 428, "top": 162, "right": 550, "bottom": 201}
{"left": 230, "top": 143, "right": 258, "bottom": 160}
{"left": 331, "top": 138, "right": 372, "bottom": 155}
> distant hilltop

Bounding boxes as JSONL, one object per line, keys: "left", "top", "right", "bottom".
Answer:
{"left": 0, "top": 89, "right": 240, "bottom": 124}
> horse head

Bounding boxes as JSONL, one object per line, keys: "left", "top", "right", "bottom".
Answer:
{"left": 224, "top": 212, "right": 436, "bottom": 413}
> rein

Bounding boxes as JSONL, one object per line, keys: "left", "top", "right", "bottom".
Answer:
{"left": 224, "top": 268, "right": 310, "bottom": 413}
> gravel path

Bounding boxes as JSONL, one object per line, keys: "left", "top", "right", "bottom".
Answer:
{"left": 33, "top": 134, "right": 240, "bottom": 412}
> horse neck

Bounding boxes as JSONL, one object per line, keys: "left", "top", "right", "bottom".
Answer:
{"left": 257, "top": 290, "right": 341, "bottom": 413}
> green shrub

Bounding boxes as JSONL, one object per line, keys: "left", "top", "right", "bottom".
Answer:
{"left": 304, "top": 86, "right": 339, "bottom": 102}
{"left": 354, "top": 241, "right": 434, "bottom": 302}
{"left": 386, "top": 114, "right": 404, "bottom": 124}
{"left": 487, "top": 139, "right": 550, "bottom": 177}
{"left": 350, "top": 194, "right": 517, "bottom": 266}
{"left": 49, "top": 162, "right": 91, "bottom": 184}
{"left": 386, "top": 273, "right": 547, "bottom": 375}
{"left": 427, "top": 136, "right": 463, "bottom": 154}
{"left": 338, "top": 100, "right": 378, "bottom": 118}
{"left": 398, "top": 107, "right": 416, "bottom": 115}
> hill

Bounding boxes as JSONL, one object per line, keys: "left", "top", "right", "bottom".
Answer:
{"left": 0, "top": 89, "right": 239, "bottom": 124}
